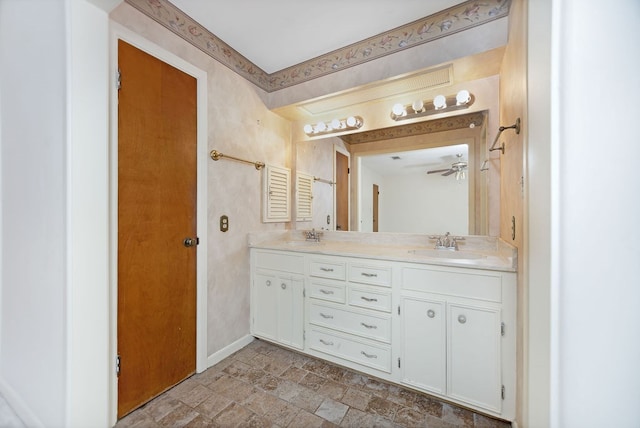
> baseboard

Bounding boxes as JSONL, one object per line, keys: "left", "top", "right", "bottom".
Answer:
{"left": 0, "top": 377, "right": 43, "bottom": 427}
{"left": 205, "top": 334, "right": 254, "bottom": 369}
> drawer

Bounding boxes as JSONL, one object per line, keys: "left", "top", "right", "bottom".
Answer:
{"left": 310, "top": 259, "right": 346, "bottom": 280}
{"left": 402, "top": 266, "right": 502, "bottom": 302}
{"left": 309, "top": 279, "right": 346, "bottom": 304}
{"left": 309, "top": 303, "right": 391, "bottom": 343}
{"left": 309, "top": 328, "right": 391, "bottom": 373}
{"left": 253, "top": 250, "right": 304, "bottom": 274}
{"left": 348, "top": 263, "right": 392, "bottom": 287}
{"left": 348, "top": 286, "right": 392, "bottom": 312}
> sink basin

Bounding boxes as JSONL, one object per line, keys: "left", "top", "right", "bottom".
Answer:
{"left": 282, "top": 241, "right": 325, "bottom": 247}
{"left": 408, "top": 249, "right": 487, "bottom": 260}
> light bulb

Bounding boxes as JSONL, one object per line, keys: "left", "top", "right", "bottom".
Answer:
{"left": 303, "top": 124, "right": 313, "bottom": 134}
{"left": 331, "top": 118, "right": 342, "bottom": 130}
{"left": 411, "top": 99, "right": 424, "bottom": 113}
{"left": 456, "top": 90, "right": 471, "bottom": 105}
{"left": 346, "top": 116, "right": 359, "bottom": 128}
{"left": 433, "top": 95, "right": 447, "bottom": 110}
{"left": 315, "top": 122, "right": 326, "bottom": 133}
{"left": 391, "top": 103, "right": 406, "bottom": 117}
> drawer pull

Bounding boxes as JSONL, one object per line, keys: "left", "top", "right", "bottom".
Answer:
{"left": 281, "top": 283, "right": 286, "bottom": 290}
{"left": 458, "top": 314, "right": 467, "bottom": 324}
{"left": 320, "top": 267, "right": 334, "bottom": 272}
{"left": 360, "top": 351, "right": 378, "bottom": 359}
{"left": 360, "top": 322, "right": 377, "bottom": 329}
{"left": 320, "top": 313, "right": 334, "bottom": 319}
{"left": 427, "top": 309, "right": 435, "bottom": 318}
{"left": 320, "top": 289, "right": 334, "bottom": 295}
{"left": 319, "top": 339, "right": 334, "bottom": 346}
{"left": 266, "top": 280, "right": 271, "bottom": 286}
{"left": 361, "top": 272, "right": 378, "bottom": 278}
{"left": 360, "top": 296, "right": 378, "bottom": 302}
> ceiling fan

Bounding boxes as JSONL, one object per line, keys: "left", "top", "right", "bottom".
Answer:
{"left": 427, "top": 153, "right": 468, "bottom": 177}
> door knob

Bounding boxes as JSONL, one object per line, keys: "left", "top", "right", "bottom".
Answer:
{"left": 183, "top": 237, "right": 199, "bottom": 247}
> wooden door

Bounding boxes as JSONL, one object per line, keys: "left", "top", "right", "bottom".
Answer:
{"left": 117, "top": 40, "right": 197, "bottom": 418}
{"left": 372, "top": 184, "right": 379, "bottom": 232}
{"left": 335, "top": 151, "right": 349, "bottom": 231}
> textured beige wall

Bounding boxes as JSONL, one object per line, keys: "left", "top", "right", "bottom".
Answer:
{"left": 111, "top": 4, "right": 292, "bottom": 356}
{"left": 498, "top": 0, "right": 527, "bottom": 425}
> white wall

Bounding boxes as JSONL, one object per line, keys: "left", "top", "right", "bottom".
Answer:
{"left": 358, "top": 161, "right": 383, "bottom": 232}
{"left": 0, "top": 1, "right": 69, "bottom": 425}
{"left": 378, "top": 170, "right": 468, "bottom": 235}
{"left": 528, "top": 0, "right": 640, "bottom": 427}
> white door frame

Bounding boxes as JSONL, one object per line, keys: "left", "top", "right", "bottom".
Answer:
{"left": 108, "top": 22, "right": 208, "bottom": 424}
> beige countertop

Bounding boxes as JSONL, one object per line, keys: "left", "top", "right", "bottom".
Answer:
{"left": 249, "top": 231, "right": 517, "bottom": 272}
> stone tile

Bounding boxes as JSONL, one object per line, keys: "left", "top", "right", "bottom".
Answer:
{"left": 175, "top": 384, "right": 214, "bottom": 408}
{"left": 365, "top": 396, "right": 401, "bottom": 420}
{"left": 290, "top": 387, "right": 326, "bottom": 413}
{"left": 324, "top": 365, "right": 347, "bottom": 382}
{"left": 441, "top": 403, "right": 475, "bottom": 427}
{"left": 317, "top": 380, "right": 347, "bottom": 401}
{"left": 385, "top": 385, "right": 417, "bottom": 408}
{"left": 245, "top": 412, "right": 275, "bottom": 428}
{"left": 314, "top": 398, "right": 349, "bottom": 424}
{"left": 302, "top": 359, "right": 331, "bottom": 376}
{"left": 280, "top": 366, "right": 308, "bottom": 383}
{"left": 340, "top": 388, "right": 372, "bottom": 412}
{"left": 182, "top": 414, "right": 213, "bottom": 428}
{"left": 262, "top": 358, "right": 293, "bottom": 377}
{"left": 192, "top": 367, "right": 226, "bottom": 387}
{"left": 242, "top": 390, "right": 285, "bottom": 416}
{"left": 209, "top": 375, "right": 255, "bottom": 402}
{"left": 423, "top": 414, "right": 460, "bottom": 428}
{"left": 212, "top": 402, "right": 252, "bottom": 426}
{"left": 224, "top": 360, "right": 267, "bottom": 384}
{"left": 299, "top": 372, "right": 327, "bottom": 391}
{"left": 474, "top": 413, "right": 512, "bottom": 428}
{"left": 232, "top": 347, "right": 261, "bottom": 365}
{"left": 411, "top": 394, "right": 443, "bottom": 418}
{"left": 115, "top": 409, "right": 160, "bottom": 427}
{"left": 263, "top": 399, "right": 300, "bottom": 427}
{"left": 289, "top": 409, "right": 330, "bottom": 428}
{"left": 251, "top": 352, "right": 276, "bottom": 370}
{"left": 249, "top": 340, "right": 279, "bottom": 355}
{"left": 339, "top": 408, "right": 374, "bottom": 427}
{"left": 393, "top": 406, "right": 425, "bottom": 427}
{"left": 273, "top": 379, "right": 306, "bottom": 402}
{"left": 256, "top": 373, "right": 285, "bottom": 393}
{"left": 157, "top": 402, "right": 199, "bottom": 427}
{"left": 362, "top": 377, "right": 390, "bottom": 397}
{"left": 194, "top": 393, "right": 233, "bottom": 420}
{"left": 340, "top": 371, "right": 367, "bottom": 390}
{"left": 143, "top": 394, "right": 184, "bottom": 422}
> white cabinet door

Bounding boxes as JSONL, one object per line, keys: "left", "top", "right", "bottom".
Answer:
{"left": 277, "top": 276, "right": 304, "bottom": 350}
{"left": 253, "top": 272, "right": 278, "bottom": 341}
{"left": 400, "top": 297, "right": 446, "bottom": 395}
{"left": 448, "top": 303, "right": 501, "bottom": 413}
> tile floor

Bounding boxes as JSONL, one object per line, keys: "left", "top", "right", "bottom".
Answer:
{"left": 116, "top": 339, "right": 511, "bottom": 428}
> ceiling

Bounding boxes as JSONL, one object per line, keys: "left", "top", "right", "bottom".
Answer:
{"left": 169, "top": 0, "right": 465, "bottom": 74}
{"left": 361, "top": 144, "right": 469, "bottom": 176}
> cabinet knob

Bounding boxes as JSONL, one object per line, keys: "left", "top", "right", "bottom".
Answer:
{"left": 458, "top": 314, "right": 467, "bottom": 324}
{"left": 427, "top": 309, "right": 436, "bottom": 318}
{"left": 281, "top": 283, "right": 286, "bottom": 290}
{"left": 266, "top": 280, "right": 271, "bottom": 286}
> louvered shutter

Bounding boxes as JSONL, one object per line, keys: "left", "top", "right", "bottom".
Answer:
{"left": 263, "top": 165, "right": 291, "bottom": 222}
{"left": 296, "top": 172, "right": 313, "bottom": 221}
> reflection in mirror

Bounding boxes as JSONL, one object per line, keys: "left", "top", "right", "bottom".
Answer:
{"left": 296, "top": 111, "right": 489, "bottom": 235}
{"left": 358, "top": 144, "right": 470, "bottom": 235}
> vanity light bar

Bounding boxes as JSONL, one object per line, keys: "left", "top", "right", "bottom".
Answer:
{"left": 303, "top": 116, "right": 363, "bottom": 136}
{"left": 390, "top": 90, "right": 474, "bottom": 121}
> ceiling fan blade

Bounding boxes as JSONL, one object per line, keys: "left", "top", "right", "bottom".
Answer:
{"left": 442, "top": 169, "right": 456, "bottom": 176}
{"left": 427, "top": 168, "right": 450, "bottom": 174}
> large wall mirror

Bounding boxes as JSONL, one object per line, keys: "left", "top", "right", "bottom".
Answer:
{"left": 295, "top": 111, "right": 492, "bottom": 236}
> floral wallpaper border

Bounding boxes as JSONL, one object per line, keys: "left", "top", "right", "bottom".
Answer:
{"left": 124, "top": 0, "right": 510, "bottom": 93}
{"left": 340, "top": 111, "right": 485, "bottom": 145}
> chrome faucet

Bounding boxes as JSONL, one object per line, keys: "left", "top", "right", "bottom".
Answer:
{"left": 304, "top": 228, "right": 322, "bottom": 242}
{"left": 428, "top": 232, "right": 465, "bottom": 251}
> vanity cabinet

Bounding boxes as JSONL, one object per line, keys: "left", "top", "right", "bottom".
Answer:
{"left": 251, "top": 250, "right": 304, "bottom": 350}
{"left": 399, "top": 264, "right": 515, "bottom": 416}
{"left": 249, "top": 245, "right": 516, "bottom": 421}
{"left": 307, "top": 256, "right": 393, "bottom": 375}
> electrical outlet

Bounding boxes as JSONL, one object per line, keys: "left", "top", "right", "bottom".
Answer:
{"left": 220, "top": 215, "right": 229, "bottom": 232}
